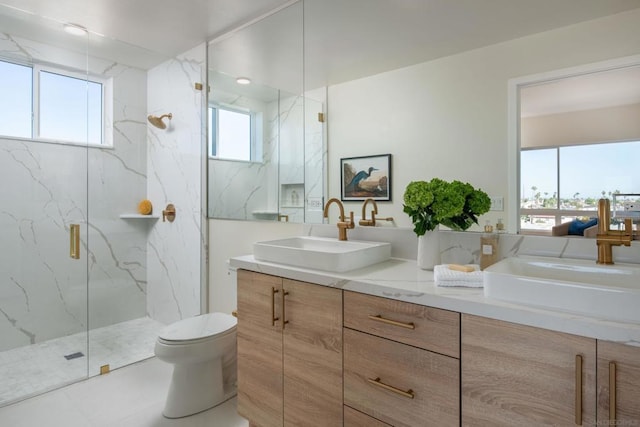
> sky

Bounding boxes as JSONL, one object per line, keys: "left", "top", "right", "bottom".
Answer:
{"left": 521, "top": 141, "right": 640, "bottom": 200}
{"left": 0, "top": 60, "right": 102, "bottom": 145}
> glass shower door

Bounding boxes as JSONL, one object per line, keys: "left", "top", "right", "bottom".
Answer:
{"left": 0, "top": 5, "right": 90, "bottom": 405}
{"left": 0, "top": 117, "right": 90, "bottom": 405}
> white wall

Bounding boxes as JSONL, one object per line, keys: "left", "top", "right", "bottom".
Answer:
{"left": 147, "top": 44, "right": 206, "bottom": 325}
{"left": 208, "top": 219, "right": 303, "bottom": 313}
{"left": 327, "top": 8, "right": 640, "bottom": 232}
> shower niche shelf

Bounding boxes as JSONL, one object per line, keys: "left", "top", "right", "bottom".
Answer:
{"left": 119, "top": 214, "right": 160, "bottom": 220}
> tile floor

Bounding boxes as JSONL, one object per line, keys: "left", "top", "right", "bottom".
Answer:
{"left": 0, "top": 357, "right": 249, "bottom": 427}
{"left": 0, "top": 317, "right": 165, "bottom": 405}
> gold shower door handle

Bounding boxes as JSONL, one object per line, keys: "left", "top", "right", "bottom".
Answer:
{"left": 70, "top": 224, "right": 80, "bottom": 259}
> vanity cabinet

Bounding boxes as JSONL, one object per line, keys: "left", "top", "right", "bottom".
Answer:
{"left": 236, "top": 270, "right": 343, "bottom": 427}
{"left": 343, "top": 291, "right": 460, "bottom": 426}
{"left": 462, "top": 314, "right": 597, "bottom": 426}
{"left": 597, "top": 341, "right": 640, "bottom": 423}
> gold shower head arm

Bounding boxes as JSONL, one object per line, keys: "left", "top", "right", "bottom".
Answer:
{"left": 147, "top": 113, "right": 173, "bottom": 129}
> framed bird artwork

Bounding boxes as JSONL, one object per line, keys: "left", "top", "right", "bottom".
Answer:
{"left": 340, "top": 154, "right": 391, "bottom": 201}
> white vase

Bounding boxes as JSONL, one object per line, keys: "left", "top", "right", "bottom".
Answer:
{"left": 417, "top": 228, "right": 440, "bottom": 270}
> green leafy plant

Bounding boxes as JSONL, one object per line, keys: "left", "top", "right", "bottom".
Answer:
{"left": 403, "top": 178, "right": 491, "bottom": 236}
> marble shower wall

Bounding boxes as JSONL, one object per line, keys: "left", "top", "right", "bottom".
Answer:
{"left": 146, "top": 44, "right": 205, "bottom": 325}
{"left": 0, "top": 33, "right": 149, "bottom": 351}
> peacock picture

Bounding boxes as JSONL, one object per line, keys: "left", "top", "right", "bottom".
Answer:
{"left": 341, "top": 154, "right": 391, "bottom": 201}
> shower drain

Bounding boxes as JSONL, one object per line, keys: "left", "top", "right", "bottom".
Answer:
{"left": 64, "top": 351, "right": 85, "bottom": 360}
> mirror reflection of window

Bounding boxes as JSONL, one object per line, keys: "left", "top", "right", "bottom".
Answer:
{"left": 519, "top": 65, "right": 640, "bottom": 234}
{"left": 208, "top": 106, "right": 256, "bottom": 162}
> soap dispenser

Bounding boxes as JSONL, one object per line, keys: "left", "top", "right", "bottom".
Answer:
{"left": 480, "top": 221, "right": 498, "bottom": 270}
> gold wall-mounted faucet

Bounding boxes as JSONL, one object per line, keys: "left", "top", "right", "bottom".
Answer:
{"left": 323, "top": 198, "right": 354, "bottom": 241}
{"left": 596, "top": 198, "right": 633, "bottom": 264}
{"left": 359, "top": 198, "right": 378, "bottom": 226}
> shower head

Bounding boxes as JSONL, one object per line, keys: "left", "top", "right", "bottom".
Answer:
{"left": 147, "top": 113, "right": 172, "bottom": 129}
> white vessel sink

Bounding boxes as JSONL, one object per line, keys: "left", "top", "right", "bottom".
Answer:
{"left": 253, "top": 236, "right": 391, "bottom": 272}
{"left": 484, "top": 255, "right": 640, "bottom": 323}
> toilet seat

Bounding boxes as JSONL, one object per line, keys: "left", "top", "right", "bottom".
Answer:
{"left": 158, "top": 313, "right": 237, "bottom": 345}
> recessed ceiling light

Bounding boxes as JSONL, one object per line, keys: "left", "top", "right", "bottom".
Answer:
{"left": 236, "top": 77, "right": 251, "bottom": 85}
{"left": 64, "top": 23, "right": 87, "bottom": 36}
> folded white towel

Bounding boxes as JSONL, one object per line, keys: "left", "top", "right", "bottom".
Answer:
{"left": 434, "top": 264, "right": 484, "bottom": 288}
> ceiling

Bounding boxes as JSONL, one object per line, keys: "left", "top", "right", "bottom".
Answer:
{"left": 1, "top": 0, "right": 640, "bottom": 88}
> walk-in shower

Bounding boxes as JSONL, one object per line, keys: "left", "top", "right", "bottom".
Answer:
{"left": 0, "top": 5, "right": 170, "bottom": 406}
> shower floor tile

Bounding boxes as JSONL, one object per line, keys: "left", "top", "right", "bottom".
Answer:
{"left": 0, "top": 316, "right": 165, "bottom": 406}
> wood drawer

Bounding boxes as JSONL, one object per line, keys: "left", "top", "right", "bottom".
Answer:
{"left": 344, "top": 291, "right": 460, "bottom": 358}
{"left": 344, "top": 328, "right": 459, "bottom": 427}
{"left": 344, "top": 405, "right": 392, "bottom": 426}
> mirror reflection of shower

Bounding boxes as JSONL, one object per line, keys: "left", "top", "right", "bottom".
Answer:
{"left": 148, "top": 113, "right": 173, "bottom": 129}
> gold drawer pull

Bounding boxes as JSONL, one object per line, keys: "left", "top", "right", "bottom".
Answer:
{"left": 575, "top": 354, "right": 583, "bottom": 426}
{"left": 271, "top": 287, "right": 279, "bottom": 326}
{"left": 281, "top": 290, "right": 289, "bottom": 329}
{"left": 609, "top": 361, "right": 617, "bottom": 422}
{"left": 367, "top": 377, "right": 414, "bottom": 399}
{"left": 368, "top": 314, "right": 415, "bottom": 330}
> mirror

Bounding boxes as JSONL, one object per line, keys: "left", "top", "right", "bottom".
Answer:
{"left": 206, "top": 1, "right": 325, "bottom": 223}
{"left": 516, "top": 62, "right": 640, "bottom": 234}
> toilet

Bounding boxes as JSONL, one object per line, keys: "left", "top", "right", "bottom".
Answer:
{"left": 154, "top": 312, "right": 237, "bottom": 418}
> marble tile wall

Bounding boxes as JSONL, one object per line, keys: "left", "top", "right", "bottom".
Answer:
{"left": 0, "top": 33, "right": 149, "bottom": 351}
{"left": 146, "top": 44, "right": 205, "bottom": 324}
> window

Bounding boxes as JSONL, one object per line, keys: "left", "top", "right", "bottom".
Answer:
{"left": 0, "top": 61, "right": 32, "bottom": 138}
{"left": 0, "top": 59, "right": 106, "bottom": 145}
{"left": 520, "top": 140, "right": 640, "bottom": 231}
{"left": 208, "top": 105, "right": 258, "bottom": 162}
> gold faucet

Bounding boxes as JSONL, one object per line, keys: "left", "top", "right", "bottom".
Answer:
{"left": 596, "top": 198, "right": 633, "bottom": 264}
{"left": 323, "top": 198, "right": 354, "bottom": 241}
{"left": 359, "top": 198, "right": 378, "bottom": 226}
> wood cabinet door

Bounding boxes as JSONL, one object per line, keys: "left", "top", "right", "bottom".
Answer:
{"left": 282, "top": 279, "right": 343, "bottom": 427}
{"left": 462, "top": 314, "right": 596, "bottom": 426}
{"left": 237, "top": 270, "right": 284, "bottom": 427}
{"left": 597, "top": 341, "right": 640, "bottom": 423}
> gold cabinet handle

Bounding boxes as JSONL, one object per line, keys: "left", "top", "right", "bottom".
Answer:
{"left": 281, "top": 290, "right": 289, "bottom": 329}
{"left": 69, "top": 224, "right": 80, "bottom": 259}
{"left": 271, "top": 287, "right": 279, "bottom": 326}
{"left": 609, "top": 361, "right": 617, "bottom": 422}
{"left": 575, "top": 354, "right": 583, "bottom": 426}
{"left": 368, "top": 314, "right": 415, "bottom": 330}
{"left": 367, "top": 377, "right": 414, "bottom": 399}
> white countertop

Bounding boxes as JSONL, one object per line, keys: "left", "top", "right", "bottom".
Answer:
{"left": 230, "top": 255, "right": 640, "bottom": 347}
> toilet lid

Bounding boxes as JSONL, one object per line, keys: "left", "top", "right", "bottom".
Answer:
{"left": 158, "top": 313, "right": 237, "bottom": 342}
